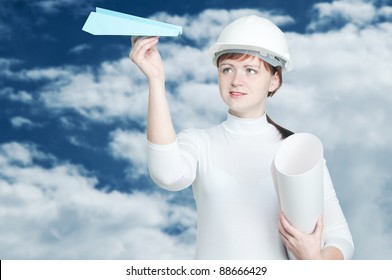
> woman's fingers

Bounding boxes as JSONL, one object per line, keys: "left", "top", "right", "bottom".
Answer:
{"left": 130, "top": 37, "right": 154, "bottom": 59}
{"left": 129, "top": 36, "right": 163, "bottom": 80}
{"left": 278, "top": 213, "right": 324, "bottom": 259}
{"left": 131, "top": 37, "right": 158, "bottom": 55}
{"left": 278, "top": 212, "right": 298, "bottom": 248}
{"left": 279, "top": 212, "right": 299, "bottom": 238}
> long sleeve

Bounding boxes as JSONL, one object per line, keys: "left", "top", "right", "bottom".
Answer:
{"left": 147, "top": 129, "right": 199, "bottom": 191}
{"left": 322, "top": 164, "right": 355, "bottom": 259}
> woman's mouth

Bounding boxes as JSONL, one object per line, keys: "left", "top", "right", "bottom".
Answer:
{"left": 230, "top": 91, "right": 247, "bottom": 97}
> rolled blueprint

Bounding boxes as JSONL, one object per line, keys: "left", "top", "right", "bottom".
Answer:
{"left": 272, "top": 133, "right": 324, "bottom": 259}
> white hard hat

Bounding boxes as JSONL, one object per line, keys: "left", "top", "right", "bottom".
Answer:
{"left": 209, "top": 15, "right": 293, "bottom": 72}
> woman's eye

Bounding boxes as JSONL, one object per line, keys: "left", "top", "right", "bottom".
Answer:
{"left": 222, "top": 67, "right": 233, "bottom": 73}
{"left": 247, "top": 68, "right": 257, "bottom": 74}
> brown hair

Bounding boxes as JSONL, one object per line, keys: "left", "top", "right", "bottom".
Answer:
{"left": 217, "top": 53, "right": 293, "bottom": 139}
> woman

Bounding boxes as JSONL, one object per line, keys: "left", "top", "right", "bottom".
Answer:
{"left": 130, "top": 15, "right": 354, "bottom": 260}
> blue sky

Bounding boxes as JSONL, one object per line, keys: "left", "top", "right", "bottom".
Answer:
{"left": 0, "top": 0, "right": 391, "bottom": 259}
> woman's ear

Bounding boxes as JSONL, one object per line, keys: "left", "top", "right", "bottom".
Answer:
{"left": 269, "top": 72, "right": 280, "bottom": 93}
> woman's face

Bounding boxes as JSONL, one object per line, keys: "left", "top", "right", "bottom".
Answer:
{"left": 218, "top": 55, "right": 279, "bottom": 118}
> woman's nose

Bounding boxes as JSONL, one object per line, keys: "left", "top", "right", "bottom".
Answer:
{"left": 231, "top": 71, "right": 244, "bottom": 86}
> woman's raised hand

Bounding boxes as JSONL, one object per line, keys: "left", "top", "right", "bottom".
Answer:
{"left": 130, "top": 36, "right": 164, "bottom": 81}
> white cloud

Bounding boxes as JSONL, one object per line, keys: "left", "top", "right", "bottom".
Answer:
{"left": 322, "top": 148, "right": 392, "bottom": 259}
{"left": 10, "top": 90, "right": 33, "bottom": 103}
{"left": 0, "top": 88, "right": 33, "bottom": 103}
{"left": 69, "top": 44, "right": 92, "bottom": 55}
{"left": 0, "top": 58, "right": 23, "bottom": 78}
{"left": 341, "top": 156, "right": 392, "bottom": 259}
{"left": 0, "top": 142, "right": 39, "bottom": 166}
{"left": 34, "top": 60, "right": 150, "bottom": 123}
{"left": 379, "top": 5, "right": 392, "bottom": 19}
{"left": 31, "top": 0, "right": 97, "bottom": 15}
{"left": 160, "top": 43, "right": 216, "bottom": 84}
{"left": 108, "top": 129, "right": 148, "bottom": 179}
{"left": 22, "top": 67, "right": 78, "bottom": 81}
{"left": 10, "top": 116, "right": 43, "bottom": 129}
{"left": 308, "top": 0, "right": 390, "bottom": 31}
{"left": 0, "top": 142, "right": 196, "bottom": 259}
{"left": 171, "top": 81, "right": 227, "bottom": 130}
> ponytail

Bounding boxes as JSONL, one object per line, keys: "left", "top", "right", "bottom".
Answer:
{"left": 266, "top": 114, "right": 294, "bottom": 139}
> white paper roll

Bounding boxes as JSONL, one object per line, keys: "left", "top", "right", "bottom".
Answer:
{"left": 272, "top": 133, "right": 324, "bottom": 259}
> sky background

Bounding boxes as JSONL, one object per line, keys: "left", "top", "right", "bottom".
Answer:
{"left": 0, "top": 0, "right": 391, "bottom": 259}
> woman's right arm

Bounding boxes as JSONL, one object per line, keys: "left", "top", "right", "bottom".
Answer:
{"left": 130, "top": 36, "right": 176, "bottom": 145}
{"left": 130, "top": 37, "right": 197, "bottom": 190}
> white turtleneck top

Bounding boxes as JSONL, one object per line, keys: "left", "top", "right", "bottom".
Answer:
{"left": 147, "top": 113, "right": 354, "bottom": 260}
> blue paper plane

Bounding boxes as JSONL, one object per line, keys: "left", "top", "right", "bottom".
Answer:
{"left": 82, "top": 7, "right": 182, "bottom": 36}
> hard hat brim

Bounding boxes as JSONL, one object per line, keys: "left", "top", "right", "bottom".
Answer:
{"left": 209, "top": 43, "right": 293, "bottom": 72}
